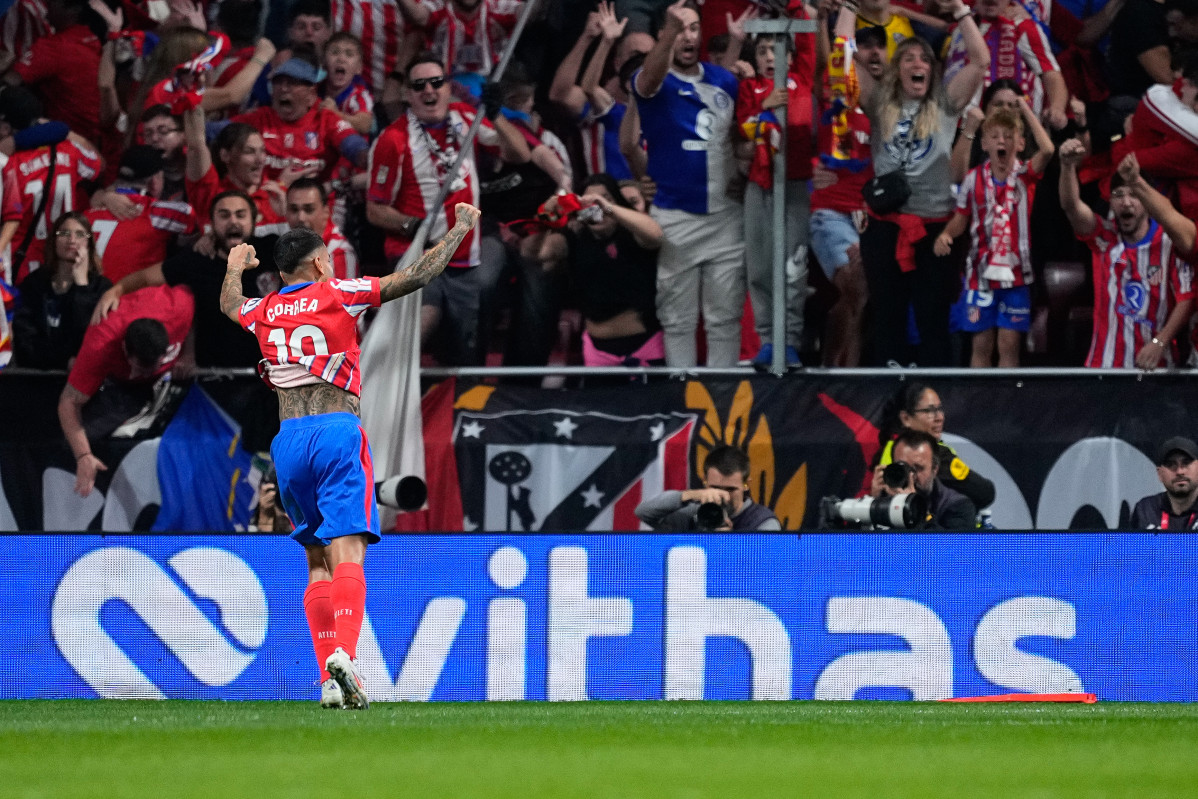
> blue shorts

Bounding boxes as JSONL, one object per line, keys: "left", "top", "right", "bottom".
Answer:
{"left": 270, "top": 412, "right": 381, "bottom": 548}
{"left": 809, "top": 208, "right": 860, "bottom": 280}
{"left": 951, "top": 285, "right": 1032, "bottom": 333}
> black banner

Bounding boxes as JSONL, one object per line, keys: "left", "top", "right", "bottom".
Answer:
{"left": 4, "top": 371, "right": 1196, "bottom": 530}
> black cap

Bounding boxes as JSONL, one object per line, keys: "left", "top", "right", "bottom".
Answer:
{"left": 856, "top": 25, "right": 887, "bottom": 49}
{"left": 1156, "top": 436, "right": 1198, "bottom": 465}
{"left": 0, "top": 86, "right": 43, "bottom": 131}
{"left": 118, "top": 145, "right": 165, "bottom": 181}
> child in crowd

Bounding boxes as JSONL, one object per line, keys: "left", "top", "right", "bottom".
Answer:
{"left": 322, "top": 32, "right": 375, "bottom": 136}
{"left": 935, "top": 99, "right": 1054, "bottom": 367}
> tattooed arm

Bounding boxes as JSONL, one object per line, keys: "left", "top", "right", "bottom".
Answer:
{"left": 220, "top": 243, "right": 258, "bottom": 323}
{"left": 379, "top": 203, "right": 482, "bottom": 303}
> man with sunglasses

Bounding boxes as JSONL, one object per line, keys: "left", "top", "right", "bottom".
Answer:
{"left": 1131, "top": 436, "right": 1198, "bottom": 530}
{"left": 366, "top": 51, "right": 529, "bottom": 365}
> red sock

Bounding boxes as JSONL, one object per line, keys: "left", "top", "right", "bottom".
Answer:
{"left": 303, "top": 580, "right": 337, "bottom": 681}
{"left": 330, "top": 562, "right": 367, "bottom": 660}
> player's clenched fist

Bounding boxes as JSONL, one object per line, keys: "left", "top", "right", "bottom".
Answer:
{"left": 228, "top": 242, "right": 259, "bottom": 271}
{"left": 455, "top": 202, "right": 482, "bottom": 229}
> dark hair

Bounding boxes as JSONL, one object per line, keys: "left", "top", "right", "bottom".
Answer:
{"left": 580, "top": 173, "right": 633, "bottom": 210}
{"left": 274, "top": 227, "right": 326, "bottom": 274}
{"left": 213, "top": 122, "right": 262, "bottom": 178}
{"left": 124, "top": 318, "right": 169, "bottom": 368}
{"left": 325, "top": 30, "right": 364, "bottom": 57}
{"left": 289, "top": 42, "right": 322, "bottom": 70}
{"left": 878, "top": 382, "right": 937, "bottom": 445}
{"left": 892, "top": 428, "right": 941, "bottom": 467}
{"left": 406, "top": 50, "right": 445, "bottom": 75}
{"left": 981, "top": 78, "right": 1022, "bottom": 111}
{"left": 209, "top": 189, "right": 259, "bottom": 225}
{"left": 47, "top": 211, "right": 102, "bottom": 279}
{"left": 1179, "top": 47, "right": 1198, "bottom": 83}
{"left": 141, "top": 103, "right": 180, "bottom": 125}
{"left": 704, "top": 445, "right": 751, "bottom": 480}
{"left": 618, "top": 52, "right": 646, "bottom": 92}
{"left": 218, "top": 0, "right": 263, "bottom": 46}
{"left": 287, "top": 176, "right": 328, "bottom": 204}
{"left": 707, "top": 32, "right": 730, "bottom": 58}
{"left": 289, "top": 0, "right": 330, "bottom": 24}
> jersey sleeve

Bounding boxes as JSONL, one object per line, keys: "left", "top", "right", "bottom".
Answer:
{"left": 366, "top": 128, "right": 407, "bottom": 206}
{"left": 1081, "top": 213, "right": 1116, "bottom": 253}
{"left": 70, "top": 140, "right": 101, "bottom": 182}
{"left": 2, "top": 162, "right": 23, "bottom": 223}
{"left": 150, "top": 200, "right": 199, "bottom": 236}
{"left": 329, "top": 277, "right": 382, "bottom": 317}
{"left": 185, "top": 164, "right": 222, "bottom": 223}
{"left": 956, "top": 173, "right": 974, "bottom": 213}
{"left": 238, "top": 296, "right": 265, "bottom": 333}
{"left": 1015, "top": 18, "right": 1060, "bottom": 76}
{"left": 1171, "top": 255, "right": 1194, "bottom": 302}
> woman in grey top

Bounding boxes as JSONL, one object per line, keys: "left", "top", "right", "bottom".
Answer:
{"left": 855, "top": 0, "right": 988, "bottom": 366}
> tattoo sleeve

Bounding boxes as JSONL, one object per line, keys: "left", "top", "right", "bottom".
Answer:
{"left": 379, "top": 223, "right": 472, "bottom": 303}
{"left": 219, "top": 267, "right": 247, "bottom": 322}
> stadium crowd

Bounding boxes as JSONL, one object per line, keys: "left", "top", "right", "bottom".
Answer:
{"left": 1, "top": 0, "right": 1198, "bottom": 380}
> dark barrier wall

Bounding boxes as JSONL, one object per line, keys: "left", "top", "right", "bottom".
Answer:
{"left": 7, "top": 533, "right": 1196, "bottom": 701}
{"left": 2, "top": 372, "right": 1196, "bottom": 530}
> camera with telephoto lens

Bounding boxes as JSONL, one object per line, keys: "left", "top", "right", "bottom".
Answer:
{"left": 882, "top": 460, "right": 914, "bottom": 492}
{"left": 695, "top": 501, "right": 732, "bottom": 531}
{"left": 819, "top": 492, "right": 927, "bottom": 529}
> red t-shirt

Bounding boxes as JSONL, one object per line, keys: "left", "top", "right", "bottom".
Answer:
{"left": 85, "top": 194, "right": 199, "bottom": 283}
{"left": 185, "top": 163, "right": 288, "bottom": 237}
{"left": 239, "top": 277, "right": 382, "bottom": 396}
{"left": 233, "top": 105, "right": 357, "bottom": 184}
{"left": 1, "top": 138, "right": 102, "bottom": 282}
{"left": 67, "top": 284, "right": 195, "bottom": 396}
{"left": 15, "top": 24, "right": 102, "bottom": 145}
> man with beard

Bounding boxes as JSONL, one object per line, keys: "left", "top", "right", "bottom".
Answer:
{"left": 632, "top": 0, "right": 743, "bottom": 368}
{"left": 286, "top": 177, "right": 357, "bottom": 280}
{"left": 869, "top": 428, "right": 977, "bottom": 529}
{"left": 1131, "top": 436, "right": 1198, "bottom": 529}
{"left": 1059, "top": 139, "right": 1194, "bottom": 369}
{"left": 232, "top": 52, "right": 369, "bottom": 186}
{"left": 94, "top": 191, "right": 279, "bottom": 373}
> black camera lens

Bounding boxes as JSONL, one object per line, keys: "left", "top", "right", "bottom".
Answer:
{"left": 882, "top": 460, "right": 912, "bottom": 491}
{"left": 695, "top": 502, "right": 728, "bottom": 531}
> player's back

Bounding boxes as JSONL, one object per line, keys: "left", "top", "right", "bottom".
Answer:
{"left": 241, "top": 277, "right": 381, "bottom": 397}
{"left": 85, "top": 198, "right": 197, "bottom": 283}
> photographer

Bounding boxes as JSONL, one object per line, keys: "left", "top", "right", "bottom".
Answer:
{"left": 535, "top": 174, "right": 664, "bottom": 368}
{"left": 869, "top": 429, "right": 977, "bottom": 530}
{"left": 635, "top": 445, "right": 780, "bottom": 531}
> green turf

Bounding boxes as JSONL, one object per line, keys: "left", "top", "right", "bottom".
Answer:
{"left": 4, "top": 701, "right": 1198, "bottom": 798}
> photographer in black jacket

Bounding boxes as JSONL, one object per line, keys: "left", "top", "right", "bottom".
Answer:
{"left": 870, "top": 429, "right": 977, "bottom": 530}
{"left": 634, "top": 445, "right": 781, "bottom": 531}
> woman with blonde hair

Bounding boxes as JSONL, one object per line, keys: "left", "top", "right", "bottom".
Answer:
{"left": 12, "top": 213, "right": 111, "bottom": 370}
{"left": 855, "top": 0, "right": 988, "bottom": 366}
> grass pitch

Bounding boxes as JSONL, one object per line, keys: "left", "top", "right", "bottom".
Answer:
{"left": 4, "top": 701, "right": 1198, "bottom": 798}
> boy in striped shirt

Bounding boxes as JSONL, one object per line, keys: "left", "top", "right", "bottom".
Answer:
{"left": 935, "top": 100, "right": 1053, "bottom": 366}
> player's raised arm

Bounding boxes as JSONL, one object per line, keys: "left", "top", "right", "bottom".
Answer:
{"left": 220, "top": 243, "right": 258, "bottom": 322}
{"left": 379, "top": 203, "right": 482, "bottom": 303}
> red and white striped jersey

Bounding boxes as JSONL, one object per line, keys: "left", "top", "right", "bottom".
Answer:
{"left": 367, "top": 104, "right": 499, "bottom": 265}
{"left": 85, "top": 194, "right": 199, "bottom": 283}
{"left": 423, "top": 0, "right": 520, "bottom": 78}
{"left": 331, "top": 0, "right": 405, "bottom": 92}
{"left": 943, "top": 15, "right": 1060, "bottom": 114}
{"left": 0, "top": 0, "right": 48, "bottom": 62}
{"left": 1083, "top": 216, "right": 1194, "bottom": 368}
{"left": 239, "top": 277, "right": 382, "bottom": 397}
{"left": 957, "top": 160, "right": 1041, "bottom": 290}
{"left": 1, "top": 139, "right": 101, "bottom": 283}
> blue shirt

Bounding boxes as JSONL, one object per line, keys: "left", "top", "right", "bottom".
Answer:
{"left": 633, "top": 63, "right": 739, "bottom": 215}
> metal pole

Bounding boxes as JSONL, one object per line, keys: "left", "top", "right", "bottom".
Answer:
{"left": 744, "top": 18, "right": 817, "bottom": 375}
